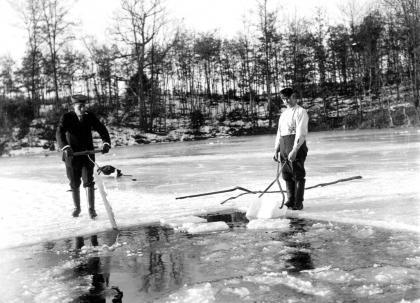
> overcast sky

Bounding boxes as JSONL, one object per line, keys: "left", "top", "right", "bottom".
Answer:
{"left": 0, "top": 0, "right": 350, "bottom": 62}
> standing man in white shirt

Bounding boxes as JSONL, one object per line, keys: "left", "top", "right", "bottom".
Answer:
{"left": 273, "top": 87, "right": 309, "bottom": 210}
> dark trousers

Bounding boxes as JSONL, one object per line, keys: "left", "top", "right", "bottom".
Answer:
{"left": 280, "top": 135, "right": 308, "bottom": 181}
{"left": 65, "top": 155, "right": 95, "bottom": 190}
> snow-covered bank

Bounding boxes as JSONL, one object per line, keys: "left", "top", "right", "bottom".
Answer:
{"left": 0, "top": 117, "right": 272, "bottom": 157}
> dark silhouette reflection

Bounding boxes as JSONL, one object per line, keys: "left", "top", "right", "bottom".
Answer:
{"left": 138, "top": 226, "right": 184, "bottom": 294}
{"left": 73, "top": 231, "right": 123, "bottom": 303}
{"left": 283, "top": 218, "right": 314, "bottom": 273}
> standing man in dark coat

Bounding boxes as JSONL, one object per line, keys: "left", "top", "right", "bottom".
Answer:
{"left": 274, "top": 87, "right": 309, "bottom": 210}
{"left": 56, "top": 94, "right": 111, "bottom": 218}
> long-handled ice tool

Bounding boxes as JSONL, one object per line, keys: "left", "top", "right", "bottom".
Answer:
{"left": 245, "top": 160, "right": 288, "bottom": 219}
{"left": 258, "top": 160, "right": 287, "bottom": 207}
{"left": 74, "top": 150, "right": 119, "bottom": 230}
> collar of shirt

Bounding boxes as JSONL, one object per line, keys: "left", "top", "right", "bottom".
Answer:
{"left": 74, "top": 111, "right": 87, "bottom": 121}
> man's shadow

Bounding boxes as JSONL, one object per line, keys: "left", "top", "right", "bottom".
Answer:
{"left": 283, "top": 218, "right": 314, "bottom": 273}
{"left": 73, "top": 231, "right": 123, "bottom": 303}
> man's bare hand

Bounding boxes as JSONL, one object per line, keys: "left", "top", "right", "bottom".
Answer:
{"left": 288, "top": 149, "right": 298, "bottom": 161}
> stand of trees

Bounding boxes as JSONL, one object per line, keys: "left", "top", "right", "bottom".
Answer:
{"left": 0, "top": 0, "right": 419, "bottom": 135}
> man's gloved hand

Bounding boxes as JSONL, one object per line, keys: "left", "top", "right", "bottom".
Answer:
{"left": 102, "top": 143, "right": 111, "bottom": 154}
{"left": 63, "top": 146, "right": 74, "bottom": 160}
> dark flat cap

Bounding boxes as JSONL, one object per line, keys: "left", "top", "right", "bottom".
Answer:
{"left": 71, "top": 94, "right": 88, "bottom": 104}
{"left": 280, "top": 87, "right": 294, "bottom": 98}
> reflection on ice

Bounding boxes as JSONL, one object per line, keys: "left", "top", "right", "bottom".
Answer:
{"left": 2, "top": 213, "right": 419, "bottom": 302}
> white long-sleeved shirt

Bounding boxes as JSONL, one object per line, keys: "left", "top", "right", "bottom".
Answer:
{"left": 274, "top": 104, "right": 309, "bottom": 151}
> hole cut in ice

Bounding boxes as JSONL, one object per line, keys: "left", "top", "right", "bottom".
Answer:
{"left": 164, "top": 210, "right": 250, "bottom": 234}
{"left": 199, "top": 209, "right": 249, "bottom": 228}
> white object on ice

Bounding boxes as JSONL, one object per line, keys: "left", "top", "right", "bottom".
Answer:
{"left": 247, "top": 218, "right": 290, "bottom": 230}
{"left": 160, "top": 216, "right": 207, "bottom": 229}
{"left": 177, "top": 221, "right": 229, "bottom": 234}
{"left": 246, "top": 196, "right": 287, "bottom": 219}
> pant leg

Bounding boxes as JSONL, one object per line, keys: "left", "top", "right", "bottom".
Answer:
{"left": 280, "top": 135, "right": 295, "bottom": 181}
{"left": 280, "top": 135, "right": 308, "bottom": 181}
{"left": 66, "top": 158, "right": 82, "bottom": 190}
{"left": 81, "top": 156, "right": 95, "bottom": 188}
{"left": 292, "top": 142, "right": 308, "bottom": 180}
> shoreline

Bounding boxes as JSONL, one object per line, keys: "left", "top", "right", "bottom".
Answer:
{"left": 1, "top": 124, "right": 418, "bottom": 158}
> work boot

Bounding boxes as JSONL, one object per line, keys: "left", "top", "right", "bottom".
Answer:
{"left": 86, "top": 187, "right": 97, "bottom": 219}
{"left": 284, "top": 180, "right": 296, "bottom": 209}
{"left": 294, "top": 179, "right": 306, "bottom": 210}
{"left": 72, "top": 188, "right": 81, "bottom": 217}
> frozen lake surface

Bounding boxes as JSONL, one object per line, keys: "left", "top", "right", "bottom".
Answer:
{"left": 0, "top": 128, "right": 419, "bottom": 302}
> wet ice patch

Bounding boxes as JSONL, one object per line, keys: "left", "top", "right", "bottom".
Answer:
{"left": 302, "top": 266, "right": 356, "bottom": 283}
{"left": 222, "top": 286, "right": 250, "bottom": 298}
{"left": 247, "top": 218, "right": 290, "bottom": 230}
{"left": 230, "top": 254, "right": 245, "bottom": 260}
{"left": 406, "top": 256, "right": 420, "bottom": 267}
{"left": 311, "top": 222, "right": 331, "bottom": 229}
{"left": 79, "top": 242, "right": 123, "bottom": 255}
{"left": 244, "top": 272, "right": 331, "bottom": 297}
{"left": 21, "top": 260, "right": 92, "bottom": 303}
{"left": 353, "top": 284, "right": 383, "bottom": 296}
{"left": 352, "top": 225, "right": 375, "bottom": 238}
{"left": 165, "top": 283, "right": 215, "bottom": 303}
{"left": 354, "top": 266, "right": 420, "bottom": 285}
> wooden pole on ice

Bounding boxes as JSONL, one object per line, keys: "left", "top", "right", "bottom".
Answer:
{"left": 73, "top": 150, "right": 118, "bottom": 230}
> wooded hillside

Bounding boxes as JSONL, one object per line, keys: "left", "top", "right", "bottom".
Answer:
{"left": 0, "top": 0, "right": 419, "bottom": 153}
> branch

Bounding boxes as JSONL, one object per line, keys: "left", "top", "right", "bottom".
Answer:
{"left": 175, "top": 176, "right": 362, "bottom": 205}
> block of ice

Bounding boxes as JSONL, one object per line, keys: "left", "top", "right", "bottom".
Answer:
{"left": 178, "top": 221, "right": 230, "bottom": 234}
{"left": 246, "top": 197, "right": 286, "bottom": 220}
{"left": 160, "top": 216, "right": 207, "bottom": 229}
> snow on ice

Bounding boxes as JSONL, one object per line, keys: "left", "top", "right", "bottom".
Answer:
{"left": 0, "top": 128, "right": 419, "bottom": 249}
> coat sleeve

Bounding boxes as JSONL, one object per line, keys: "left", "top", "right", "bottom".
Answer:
{"left": 56, "top": 114, "right": 69, "bottom": 150}
{"left": 89, "top": 112, "right": 111, "bottom": 145}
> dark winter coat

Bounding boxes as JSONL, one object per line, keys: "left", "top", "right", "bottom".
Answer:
{"left": 56, "top": 110, "right": 111, "bottom": 155}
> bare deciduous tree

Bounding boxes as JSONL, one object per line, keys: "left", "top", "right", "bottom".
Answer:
{"left": 39, "top": 0, "right": 75, "bottom": 104}
{"left": 113, "top": 0, "right": 169, "bottom": 130}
